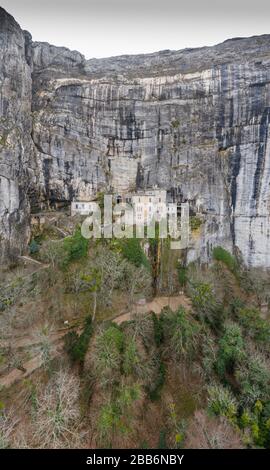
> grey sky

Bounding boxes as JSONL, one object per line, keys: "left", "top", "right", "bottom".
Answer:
{"left": 1, "top": 0, "right": 270, "bottom": 58}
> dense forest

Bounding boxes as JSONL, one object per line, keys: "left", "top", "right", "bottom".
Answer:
{"left": 1, "top": 216, "right": 270, "bottom": 449}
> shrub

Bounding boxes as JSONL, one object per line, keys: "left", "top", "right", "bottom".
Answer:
{"left": 29, "top": 239, "right": 39, "bottom": 255}
{"left": 212, "top": 247, "right": 237, "bottom": 273}
{"left": 227, "top": 298, "right": 245, "bottom": 317}
{"left": 118, "top": 238, "right": 150, "bottom": 270}
{"left": 117, "top": 383, "right": 141, "bottom": 410}
{"left": 236, "top": 307, "right": 270, "bottom": 347}
{"left": 190, "top": 216, "right": 202, "bottom": 231}
{"left": 177, "top": 264, "right": 187, "bottom": 287}
{"left": 63, "top": 227, "right": 89, "bottom": 266}
{"left": 190, "top": 281, "right": 215, "bottom": 312}
{"left": 171, "top": 119, "right": 180, "bottom": 129}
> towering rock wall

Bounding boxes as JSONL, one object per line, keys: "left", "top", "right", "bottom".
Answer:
{"left": 1, "top": 7, "right": 270, "bottom": 266}
{"left": 0, "top": 8, "right": 34, "bottom": 263}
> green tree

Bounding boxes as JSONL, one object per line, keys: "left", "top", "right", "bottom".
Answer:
{"left": 163, "top": 307, "right": 199, "bottom": 361}
{"left": 215, "top": 322, "right": 245, "bottom": 377}
{"left": 63, "top": 227, "right": 89, "bottom": 266}
{"left": 118, "top": 238, "right": 150, "bottom": 270}
{"left": 94, "top": 324, "right": 124, "bottom": 387}
{"left": 65, "top": 316, "right": 93, "bottom": 364}
{"left": 212, "top": 246, "right": 238, "bottom": 273}
{"left": 237, "top": 307, "right": 270, "bottom": 348}
{"left": 236, "top": 354, "right": 270, "bottom": 407}
{"left": 122, "top": 337, "right": 140, "bottom": 376}
{"left": 81, "top": 268, "right": 102, "bottom": 321}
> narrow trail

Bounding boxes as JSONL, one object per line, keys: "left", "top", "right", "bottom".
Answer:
{"left": 0, "top": 294, "right": 191, "bottom": 389}
{"left": 0, "top": 324, "right": 82, "bottom": 389}
{"left": 0, "top": 327, "right": 75, "bottom": 349}
{"left": 1, "top": 261, "right": 49, "bottom": 292}
{"left": 0, "top": 351, "right": 61, "bottom": 389}
{"left": 18, "top": 256, "right": 45, "bottom": 266}
{"left": 113, "top": 294, "right": 191, "bottom": 325}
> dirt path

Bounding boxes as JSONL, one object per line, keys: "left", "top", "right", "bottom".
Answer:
{"left": 18, "top": 256, "right": 45, "bottom": 266}
{"left": 0, "top": 328, "right": 72, "bottom": 349}
{"left": 0, "top": 325, "right": 82, "bottom": 389}
{"left": 0, "top": 351, "right": 61, "bottom": 389}
{"left": 113, "top": 294, "right": 191, "bottom": 325}
{"left": 0, "top": 294, "right": 191, "bottom": 389}
{"left": 1, "top": 261, "right": 49, "bottom": 292}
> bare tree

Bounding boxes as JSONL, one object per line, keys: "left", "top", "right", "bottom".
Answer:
{"left": 31, "top": 322, "right": 57, "bottom": 371}
{"left": 185, "top": 410, "right": 243, "bottom": 449}
{"left": 32, "top": 369, "right": 81, "bottom": 448}
{"left": 124, "top": 264, "right": 152, "bottom": 309}
{"left": 39, "top": 240, "right": 66, "bottom": 269}
{"left": 0, "top": 408, "right": 20, "bottom": 449}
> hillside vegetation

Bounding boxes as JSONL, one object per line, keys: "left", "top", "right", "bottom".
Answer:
{"left": 1, "top": 225, "right": 270, "bottom": 449}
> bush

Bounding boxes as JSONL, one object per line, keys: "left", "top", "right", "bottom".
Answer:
{"left": 177, "top": 264, "right": 187, "bottom": 287}
{"left": 236, "top": 307, "right": 270, "bottom": 347}
{"left": 118, "top": 238, "right": 150, "bottom": 270}
{"left": 190, "top": 216, "right": 202, "bottom": 231}
{"left": 63, "top": 227, "right": 89, "bottom": 267}
{"left": 29, "top": 239, "right": 39, "bottom": 255}
{"left": 212, "top": 247, "right": 238, "bottom": 273}
{"left": 190, "top": 281, "right": 215, "bottom": 313}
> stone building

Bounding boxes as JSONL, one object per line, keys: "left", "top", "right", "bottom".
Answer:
{"left": 71, "top": 201, "right": 98, "bottom": 216}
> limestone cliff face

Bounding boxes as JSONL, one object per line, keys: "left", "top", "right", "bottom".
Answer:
{"left": 0, "top": 8, "right": 34, "bottom": 263}
{"left": 1, "top": 7, "right": 270, "bottom": 267}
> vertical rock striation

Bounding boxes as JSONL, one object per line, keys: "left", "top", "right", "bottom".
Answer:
{"left": 0, "top": 8, "right": 34, "bottom": 262}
